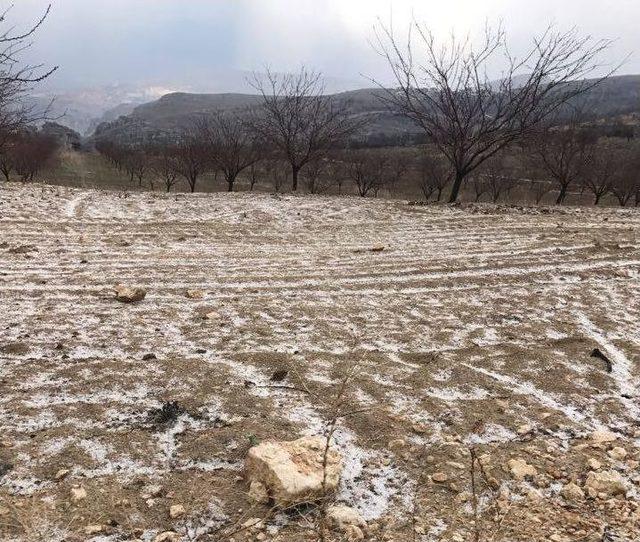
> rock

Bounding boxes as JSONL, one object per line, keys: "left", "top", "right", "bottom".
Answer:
{"left": 327, "top": 505, "right": 367, "bottom": 537}
{"left": 54, "top": 468, "right": 70, "bottom": 481}
{"left": 590, "top": 430, "right": 617, "bottom": 444}
{"left": 70, "top": 486, "right": 87, "bottom": 502}
{"left": 432, "top": 472, "right": 449, "bottom": 483}
{"left": 585, "top": 470, "right": 627, "bottom": 497}
{"left": 248, "top": 480, "right": 270, "bottom": 504}
{"left": 203, "top": 311, "right": 220, "bottom": 320}
{"left": 561, "top": 482, "right": 585, "bottom": 502}
{"left": 609, "top": 447, "right": 627, "bottom": 460}
{"left": 84, "top": 525, "right": 103, "bottom": 535}
{"left": 587, "top": 458, "right": 602, "bottom": 471}
{"left": 270, "top": 369, "right": 289, "bottom": 382}
{"left": 141, "top": 484, "right": 163, "bottom": 499}
{"left": 507, "top": 458, "right": 537, "bottom": 480}
{"left": 242, "top": 518, "right": 264, "bottom": 530}
{"left": 245, "top": 436, "right": 343, "bottom": 507}
{"left": 169, "top": 504, "right": 185, "bottom": 519}
{"left": 370, "top": 246, "right": 386, "bottom": 252}
{"left": 114, "top": 285, "right": 146, "bottom": 303}
{"left": 526, "top": 488, "right": 543, "bottom": 501}
{"left": 154, "top": 532, "right": 179, "bottom": 542}
{"left": 411, "top": 423, "right": 428, "bottom": 434}
{"left": 517, "top": 424, "right": 533, "bottom": 435}
{"left": 142, "top": 353, "right": 157, "bottom": 361}
{"left": 185, "top": 289, "right": 204, "bottom": 299}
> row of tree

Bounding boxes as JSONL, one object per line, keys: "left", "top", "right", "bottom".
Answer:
{"left": 94, "top": 128, "right": 640, "bottom": 207}
{"left": 0, "top": 130, "right": 59, "bottom": 182}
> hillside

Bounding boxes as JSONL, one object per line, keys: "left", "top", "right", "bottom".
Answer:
{"left": 90, "top": 75, "right": 640, "bottom": 146}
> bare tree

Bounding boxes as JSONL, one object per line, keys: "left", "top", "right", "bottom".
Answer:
{"left": 198, "top": 113, "right": 261, "bottom": 192}
{"left": 384, "top": 153, "right": 409, "bottom": 196}
{"left": 122, "top": 147, "right": 150, "bottom": 187}
{"left": 582, "top": 144, "right": 619, "bottom": 205}
{"left": 534, "top": 120, "right": 596, "bottom": 204}
{"left": 172, "top": 134, "right": 210, "bottom": 193}
{"left": 343, "top": 150, "right": 389, "bottom": 197}
{"left": 0, "top": 4, "right": 57, "bottom": 162}
{"left": 263, "top": 157, "right": 290, "bottom": 193}
{"left": 480, "top": 153, "right": 518, "bottom": 203}
{"left": 249, "top": 67, "right": 364, "bottom": 191}
{"left": 150, "top": 145, "right": 180, "bottom": 193}
{"left": 303, "top": 157, "right": 336, "bottom": 195}
{"left": 469, "top": 174, "right": 490, "bottom": 202}
{"left": 374, "top": 21, "right": 613, "bottom": 202}
{"left": 610, "top": 151, "right": 639, "bottom": 206}
{"left": 13, "top": 132, "right": 58, "bottom": 181}
{"left": 530, "top": 179, "right": 554, "bottom": 205}
{"left": 247, "top": 162, "right": 260, "bottom": 191}
{"left": 418, "top": 153, "right": 450, "bottom": 201}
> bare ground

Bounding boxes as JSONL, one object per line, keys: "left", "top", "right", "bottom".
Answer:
{"left": 1, "top": 183, "right": 639, "bottom": 542}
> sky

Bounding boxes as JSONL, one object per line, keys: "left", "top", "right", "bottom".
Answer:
{"left": 10, "top": 0, "right": 640, "bottom": 93}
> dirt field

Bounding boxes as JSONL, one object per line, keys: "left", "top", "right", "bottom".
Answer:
{"left": 1, "top": 182, "right": 639, "bottom": 542}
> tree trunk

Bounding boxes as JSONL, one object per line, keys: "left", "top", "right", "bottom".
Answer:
{"left": 448, "top": 172, "right": 464, "bottom": 203}
{"left": 227, "top": 179, "right": 234, "bottom": 192}
{"left": 594, "top": 193, "right": 602, "bottom": 205}
{"left": 292, "top": 166, "right": 300, "bottom": 191}
{"left": 556, "top": 184, "right": 568, "bottom": 205}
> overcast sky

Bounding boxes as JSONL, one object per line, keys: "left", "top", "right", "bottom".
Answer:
{"left": 11, "top": 0, "right": 640, "bottom": 92}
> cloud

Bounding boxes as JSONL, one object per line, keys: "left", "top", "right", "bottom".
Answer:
{"left": 9, "top": 0, "right": 639, "bottom": 91}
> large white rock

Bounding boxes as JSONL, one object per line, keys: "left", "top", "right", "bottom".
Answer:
{"left": 245, "top": 436, "right": 343, "bottom": 507}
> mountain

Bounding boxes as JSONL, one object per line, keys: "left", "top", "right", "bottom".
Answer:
{"left": 27, "top": 84, "right": 189, "bottom": 136}
{"left": 90, "top": 75, "right": 640, "bottom": 146}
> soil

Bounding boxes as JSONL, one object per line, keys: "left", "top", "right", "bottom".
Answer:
{"left": 1, "top": 183, "right": 639, "bottom": 541}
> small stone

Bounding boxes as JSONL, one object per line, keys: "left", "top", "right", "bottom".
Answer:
{"left": 114, "top": 285, "right": 147, "bottom": 303}
{"left": 412, "top": 423, "right": 428, "bottom": 434}
{"left": 70, "top": 486, "right": 87, "bottom": 502}
{"left": 388, "top": 439, "right": 406, "bottom": 449}
{"left": 186, "top": 289, "right": 204, "bottom": 299}
{"left": 84, "top": 525, "right": 103, "bottom": 535}
{"left": 54, "top": 468, "right": 70, "bottom": 481}
{"left": 590, "top": 430, "right": 617, "bottom": 444}
{"left": 141, "top": 484, "right": 163, "bottom": 499}
{"left": 526, "top": 488, "right": 543, "bottom": 501}
{"left": 248, "top": 481, "right": 270, "bottom": 504}
{"left": 242, "top": 518, "right": 264, "bottom": 530}
{"left": 169, "top": 504, "right": 185, "bottom": 519}
{"left": 154, "top": 532, "right": 179, "bottom": 542}
{"left": 587, "top": 458, "right": 602, "bottom": 471}
{"left": 609, "top": 447, "right": 627, "bottom": 460}
{"left": 585, "top": 470, "right": 627, "bottom": 497}
{"left": 203, "top": 311, "right": 220, "bottom": 320}
{"left": 517, "top": 424, "right": 533, "bottom": 435}
{"left": 327, "top": 505, "right": 367, "bottom": 538}
{"left": 432, "top": 472, "right": 449, "bottom": 483}
{"left": 561, "top": 483, "right": 585, "bottom": 502}
{"left": 507, "top": 458, "right": 537, "bottom": 480}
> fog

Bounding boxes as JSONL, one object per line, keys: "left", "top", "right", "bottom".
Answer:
{"left": 11, "top": 0, "right": 640, "bottom": 92}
